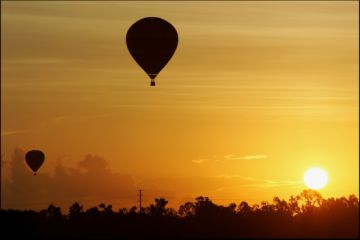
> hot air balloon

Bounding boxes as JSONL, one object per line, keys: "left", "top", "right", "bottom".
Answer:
{"left": 25, "top": 150, "right": 45, "bottom": 175}
{"left": 126, "top": 17, "right": 178, "bottom": 86}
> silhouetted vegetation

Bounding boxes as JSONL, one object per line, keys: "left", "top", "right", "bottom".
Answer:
{"left": 1, "top": 190, "right": 358, "bottom": 238}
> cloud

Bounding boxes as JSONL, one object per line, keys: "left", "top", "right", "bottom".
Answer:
{"left": 2, "top": 148, "right": 136, "bottom": 210}
{"left": 214, "top": 174, "right": 302, "bottom": 188}
{"left": 78, "top": 154, "right": 108, "bottom": 171}
{"left": 224, "top": 154, "right": 268, "bottom": 160}
{"left": 1, "top": 129, "right": 27, "bottom": 137}
{"left": 191, "top": 159, "right": 207, "bottom": 164}
{"left": 52, "top": 114, "right": 110, "bottom": 125}
{"left": 4, "top": 58, "right": 72, "bottom": 64}
{"left": 241, "top": 155, "right": 268, "bottom": 160}
{"left": 193, "top": 154, "right": 268, "bottom": 163}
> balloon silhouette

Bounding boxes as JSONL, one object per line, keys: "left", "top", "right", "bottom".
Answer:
{"left": 25, "top": 150, "right": 45, "bottom": 175}
{"left": 126, "top": 17, "right": 178, "bottom": 86}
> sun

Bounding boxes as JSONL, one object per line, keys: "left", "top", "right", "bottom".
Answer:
{"left": 304, "top": 167, "right": 328, "bottom": 190}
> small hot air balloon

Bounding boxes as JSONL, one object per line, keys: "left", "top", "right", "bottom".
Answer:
{"left": 126, "top": 17, "right": 178, "bottom": 86}
{"left": 25, "top": 150, "right": 45, "bottom": 175}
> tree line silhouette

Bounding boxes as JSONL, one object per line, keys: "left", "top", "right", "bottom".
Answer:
{"left": 1, "top": 190, "right": 358, "bottom": 238}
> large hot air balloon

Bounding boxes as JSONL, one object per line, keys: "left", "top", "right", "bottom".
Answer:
{"left": 25, "top": 150, "right": 45, "bottom": 175}
{"left": 126, "top": 17, "right": 178, "bottom": 86}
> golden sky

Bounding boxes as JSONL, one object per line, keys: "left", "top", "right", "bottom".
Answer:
{"left": 1, "top": 1, "right": 358, "bottom": 210}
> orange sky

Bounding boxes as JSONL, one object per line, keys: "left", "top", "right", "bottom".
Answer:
{"left": 1, "top": 1, "right": 358, "bottom": 210}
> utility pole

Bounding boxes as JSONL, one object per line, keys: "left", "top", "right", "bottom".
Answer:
{"left": 0, "top": 154, "right": 2, "bottom": 210}
{"left": 138, "top": 189, "right": 143, "bottom": 214}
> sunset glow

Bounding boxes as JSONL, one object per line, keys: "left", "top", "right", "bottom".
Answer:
{"left": 1, "top": 1, "right": 358, "bottom": 211}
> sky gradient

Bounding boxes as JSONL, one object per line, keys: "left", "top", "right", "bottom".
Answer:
{"left": 1, "top": 1, "right": 358, "bottom": 210}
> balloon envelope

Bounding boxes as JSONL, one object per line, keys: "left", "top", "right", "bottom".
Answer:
{"left": 25, "top": 150, "right": 45, "bottom": 175}
{"left": 126, "top": 17, "right": 178, "bottom": 86}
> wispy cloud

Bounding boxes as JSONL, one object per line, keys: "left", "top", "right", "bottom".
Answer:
{"left": 191, "top": 159, "right": 207, "bottom": 164}
{"left": 214, "top": 174, "right": 302, "bottom": 188}
{"left": 1, "top": 129, "right": 27, "bottom": 137}
{"left": 241, "top": 155, "right": 268, "bottom": 160}
{"left": 52, "top": 114, "right": 110, "bottom": 125}
{"left": 224, "top": 154, "right": 268, "bottom": 160}
{"left": 193, "top": 154, "right": 268, "bottom": 164}
{"left": 4, "top": 58, "right": 72, "bottom": 64}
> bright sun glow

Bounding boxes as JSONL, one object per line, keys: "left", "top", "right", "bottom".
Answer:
{"left": 304, "top": 167, "right": 328, "bottom": 190}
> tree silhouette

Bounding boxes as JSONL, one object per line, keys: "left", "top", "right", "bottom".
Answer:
{"left": 238, "top": 201, "right": 252, "bottom": 216}
{"left": 68, "top": 202, "right": 84, "bottom": 219}
{"left": 178, "top": 201, "right": 195, "bottom": 217}
{"left": 1, "top": 189, "right": 358, "bottom": 238}
{"left": 40, "top": 204, "right": 62, "bottom": 221}
{"left": 146, "top": 198, "right": 170, "bottom": 217}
